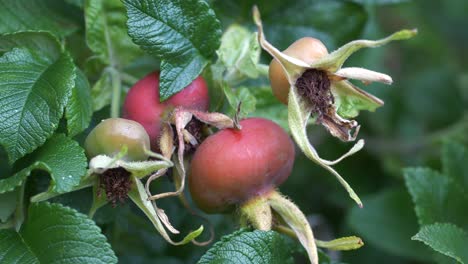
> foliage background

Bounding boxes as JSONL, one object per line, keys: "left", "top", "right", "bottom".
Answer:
{"left": 0, "top": 0, "right": 467, "bottom": 263}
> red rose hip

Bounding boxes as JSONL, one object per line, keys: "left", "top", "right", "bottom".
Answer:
{"left": 123, "top": 72, "right": 209, "bottom": 150}
{"left": 189, "top": 118, "right": 295, "bottom": 213}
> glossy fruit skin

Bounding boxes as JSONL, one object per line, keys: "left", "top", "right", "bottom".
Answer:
{"left": 189, "top": 118, "right": 295, "bottom": 214}
{"left": 269, "top": 37, "right": 329, "bottom": 104}
{"left": 85, "top": 118, "right": 150, "bottom": 162}
{"left": 123, "top": 72, "right": 209, "bottom": 150}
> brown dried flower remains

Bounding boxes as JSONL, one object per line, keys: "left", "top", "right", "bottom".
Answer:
{"left": 99, "top": 167, "right": 132, "bottom": 207}
{"left": 295, "top": 69, "right": 333, "bottom": 119}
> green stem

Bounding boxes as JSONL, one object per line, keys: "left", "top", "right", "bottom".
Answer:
{"left": 274, "top": 224, "right": 296, "bottom": 239}
{"left": 13, "top": 183, "right": 26, "bottom": 231}
{"left": 110, "top": 68, "right": 122, "bottom": 118}
{"left": 121, "top": 72, "right": 139, "bottom": 86}
{"left": 30, "top": 180, "right": 94, "bottom": 203}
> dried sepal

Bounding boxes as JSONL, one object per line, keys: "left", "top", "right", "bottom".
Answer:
{"left": 252, "top": 6, "right": 308, "bottom": 83}
{"left": 288, "top": 86, "right": 363, "bottom": 206}
{"left": 128, "top": 176, "right": 203, "bottom": 245}
{"left": 154, "top": 203, "right": 180, "bottom": 234}
{"left": 309, "top": 29, "right": 418, "bottom": 72}
{"left": 253, "top": 6, "right": 416, "bottom": 207}
{"left": 315, "top": 236, "right": 364, "bottom": 251}
{"left": 267, "top": 191, "right": 318, "bottom": 264}
{"left": 320, "top": 107, "right": 360, "bottom": 141}
{"left": 182, "top": 129, "right": 199, "bottom": 146}
{"left": 88, "top": 154, "right": 172, "bottom": 179}
{"left": 159, "top": 122, "right": 175, "bottom": 159}
{"left": 146, "top": 108, "right": 236, "bottom": 203}
{"left": 147, "top": 108, "right": 198, "bottom": 201}
{"left": 275, "top": 225, "right": 364, "bottom": 251}
{"left": 172, "top": 160, "right": 216, "bottom": 246}
{"left": 333, "top": 67, "right": 393, "bottom": 85}
{"left": 145, "top": 122, "right": 174, "bottom": 200}
{"left": 190, "top": 109, "right": 235, "bottom": 129}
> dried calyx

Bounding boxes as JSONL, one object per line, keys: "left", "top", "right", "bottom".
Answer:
{"left": 295, "top": 69, "right": 333, "bottom": 118}
{"left": 87, "top": 148, "right": 207, "bottom": 246}
{"left": 253, "top": 5, "right": 417, "bottom": 207}
{"left": 172, "top": 118, "right": 205, "bottom": 154}
{"left": 146, "top": 108, "right": 236, "bottom": 201}
{"left": 99, "top": 167, "right": 132, "bottom": 207}
{"left": 141, "top": 108, "right": 237, "bottom": 246}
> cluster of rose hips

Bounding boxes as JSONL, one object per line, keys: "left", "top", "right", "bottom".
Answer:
{"left": 86, "top": 69, "right": 295, "bottom": 213}
{"left": 84, "top": 7, "right": 415, "bottom": 262}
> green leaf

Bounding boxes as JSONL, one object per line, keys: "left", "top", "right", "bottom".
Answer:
{"left": 0, "top": 0, "right": 79, "bottom": 36}
{"left": 66, "top": 68, "right": 93, "bottom": 137}
{"left": 0, "top": 32, "right": 76, "bottom": 163}
{"left": 442, "top": 141, "right": 468, "bottom": 188}
{"left": 123, "top": 0, "right": 221, "bottom": 100}
{"left": 198, "top": 229, "right": 294, "bottom": 264}
{"left": 223, "top": 84, "right": 256, "bottom": 118}
{"left": 347, "top": 189, "right": 431, "bottom": 261}
{"left": 215, "top": 24, "right": 264, "bottom": 84}
{"left": 0, "top": 229, "right": 37, "bottom": 264}
{"left": 0, "top": 202, "right": 117, "bottom": 264}
{"left": 412, "top": 223, "right": 468, "bottom": 263}
{"left": 249, "top": 86, "right": 289, "bottom": 131}
{"left": 85, "top": 0, "right": 143, "bottom": 66}
{"left": 0, "top": 134, "right": 87, "bottom": 194}
{"left": 404, "top": 168, "right": 468, "bottom": 229}
{"left": 0, "top": 32, "right": 60, "bottom": 58}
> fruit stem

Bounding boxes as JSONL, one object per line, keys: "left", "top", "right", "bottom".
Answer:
{"left": 273, "top": 224, "right": 296, "bottom": 239}
{"left": 240, "top": 195, "right": 272, "bottom": 230}
{"left": 13, "top": 182, "right": 26, "bottom": 231}
{"left": 110, "top": 68, "right": 122, "bottom": 118}
{"left": 120, "top": 72, "right": 139, "bottom": 86}
{"left": 233, "top": 101, "right": 242, "bottom": 130}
